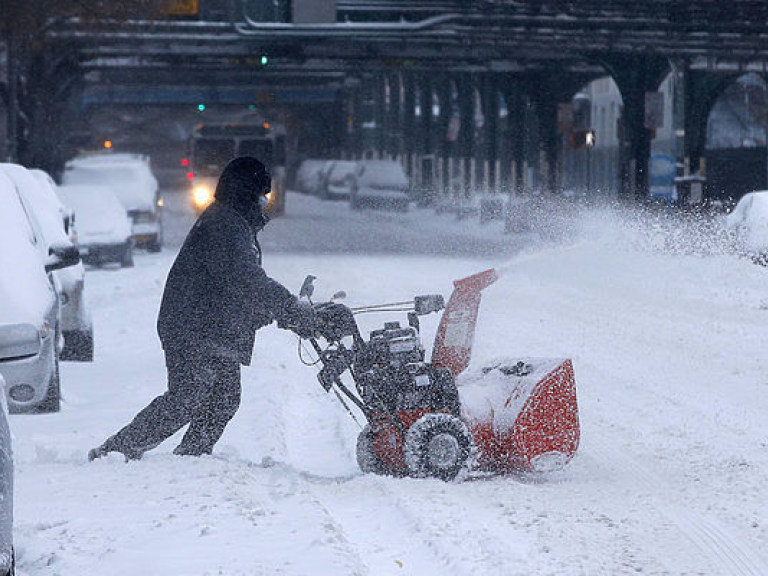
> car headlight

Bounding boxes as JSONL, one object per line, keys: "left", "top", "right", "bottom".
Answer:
{"left": 192, "top": 186, "right": 214, "bottom": 210}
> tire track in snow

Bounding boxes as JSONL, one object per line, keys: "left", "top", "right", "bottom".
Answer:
{"left": 588, "top": 440, "right": 768, "bottom": 576}
{"left": 309, "top": 477, "right": 532, "bottom": 576}
{"left": 211, "top": 456, "right": 371, "bottom": 575}
{"left": 223, "top": 455, "right": 512, "bottom": 576}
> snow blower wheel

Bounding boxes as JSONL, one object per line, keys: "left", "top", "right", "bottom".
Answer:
{"left": 405, "top": 414, "right": 473, "bottom": 481}
{"left": 356, "top": 425, "right": 389, "bottom": 475}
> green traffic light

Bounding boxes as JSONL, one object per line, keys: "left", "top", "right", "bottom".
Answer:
{"left": 260, "top": 55, "right": 268, "bottom": 66}
{"left": 197, "top": 104, "right": 206, "bottom": 112}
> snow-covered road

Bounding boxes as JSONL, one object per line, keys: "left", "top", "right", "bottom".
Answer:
{"left": 9, "top": 192, "right": 768, "bottom": 575}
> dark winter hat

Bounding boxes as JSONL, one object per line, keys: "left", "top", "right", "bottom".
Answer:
{"left": 214, "top": 156, "right": 271, "bottom": 204}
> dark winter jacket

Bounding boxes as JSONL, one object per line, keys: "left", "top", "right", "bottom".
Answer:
{"left": 157, "top": 201, "right": 301, "bottom": 365}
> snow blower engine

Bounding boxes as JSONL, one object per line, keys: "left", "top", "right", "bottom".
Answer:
{"left": 297, "top": 269, "right": 580, "bottom": 482}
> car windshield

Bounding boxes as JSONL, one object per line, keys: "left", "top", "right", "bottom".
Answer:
{"left": 193, "top": 139, "right": 235, "bottom": 174}
{"left": 238, "top": 139, "right": 273, "bottom": 165}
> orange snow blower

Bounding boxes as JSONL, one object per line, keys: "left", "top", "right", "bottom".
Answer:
{"left": 298, "top": 269, "right": 580, "bottom": 481}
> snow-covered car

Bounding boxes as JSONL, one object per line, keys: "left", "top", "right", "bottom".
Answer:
{"left": 350, "top": 160, "right": 411, "bottom": 211}
{"left": 0, "top": 171, "right": 80, "bottom": 413}
{"left": 22, "top": 168, "right": 93, "bottom": 361}
{"left": 0, "top": 375, "right": 13, "bottom": 573}
{"left": 294, "top": 159, "right": 328, "bottom": 195}
{"left": 319, "top": 160, "right": 356, "bottom": 200}
{"left": 56, "top": 185, "right": 135, "bottom": 268}
{"left": 62, "top": 153, "right": 163, "bottom": 252}
{"left": 725, "top": 190, "right": 768, "bottom": 265}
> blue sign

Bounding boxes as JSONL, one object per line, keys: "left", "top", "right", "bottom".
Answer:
{"left": 649, "top": 153, "right": 677, "bottom": 200}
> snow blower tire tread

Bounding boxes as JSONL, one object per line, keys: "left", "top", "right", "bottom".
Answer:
{"left": 404, "top": 413, "right": 473, "bottom": 481}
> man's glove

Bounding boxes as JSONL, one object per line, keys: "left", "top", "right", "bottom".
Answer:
{"left": 314, "top": 302, "right": 355, "bottom": 341}
{"left": 278, "top": 299, "right": 317, "bottom": 339}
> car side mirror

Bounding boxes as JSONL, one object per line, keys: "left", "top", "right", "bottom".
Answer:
{"left": 45, "top": 244, "right": 80, "bottom": 273}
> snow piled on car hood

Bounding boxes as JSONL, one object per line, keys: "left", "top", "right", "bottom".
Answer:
{"left": 56, "top": 185, "right": 132, "bottom": 245}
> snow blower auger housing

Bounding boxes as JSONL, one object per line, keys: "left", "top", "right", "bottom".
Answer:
{"left": 297, "top": 269, "right": 580, "bottom": 481}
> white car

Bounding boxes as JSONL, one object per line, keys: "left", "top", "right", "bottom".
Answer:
{"left": 351, "top": 160, "right": 411, "bottom": 211}
{"left": 320, "top": 160, "right": 356, "bottom": 200}
{"left": 62, "top": 153, "right": 163, "bottom": 252}
{"left": 24, "top": 168, "right": 93, "bottom": 361}
{"left": 56, "top": 185, "right": 134, "bottom": 268}
{"left": 0, "top": 171, "right": 80, "bottom": 413}
{"left": 295, "top": 159, "right": 328, "bottom": 196}
{"left": 725, "top": 190, "right": 768, "bottom": 265}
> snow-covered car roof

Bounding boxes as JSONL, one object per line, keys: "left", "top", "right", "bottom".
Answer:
{"left": 62, "top": 154, "right": 158, "bottom": 213}
{"left": 27, "top": 169, "right": 86, "bottom": 289}
{"left": 726, "top": 190, "right": 768, "bottom": 252}
{"left": 0, "top": 164, "right": 71, "bottom": 250}
{"left": 356, "top": 160, "right": 409, "bottom": 188}
{"left": 327, "top": 161, "right": 357, "bottom": 180}
{"left": 56, "top": 185, "right": 132, "bottom": 246}
{"left": 64, "top": 152, "right": 151, "bottom": 168}
{"left": 0, "top": 172, "right": 55, "bottom": 325}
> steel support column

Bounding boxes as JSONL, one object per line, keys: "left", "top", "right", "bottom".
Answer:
{"left": 374, "top": 74, "right": 387, "bottom": 158}
{"left": 402, "top": 72, "right": 416, "bottom": 177}
{"left": 386, "top": 72, "right": 401, "bottom": 158}
{"left": 419, "top": 74, "right": 433, "bottom": 156}
{"left": 458, "top": 73, "right": 475, "bottom": 196}
{"left": 606, "top": 55, "right": 670, "bottom": 200}
{"left": 682, "top": 68, "right": 736, "bottom": 177}
{"left": 504, "top": 82, "right": 527, "bottom": 194}
{"left": 437, "top": 76, "right": 453, "bottom": 196}
{"left": 483, "top": 75, "right": 500, "bottom": 192}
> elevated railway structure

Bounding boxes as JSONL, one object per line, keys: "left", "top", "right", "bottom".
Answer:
{"left": 5, "top": 0, "right": 768, "bottom": 200}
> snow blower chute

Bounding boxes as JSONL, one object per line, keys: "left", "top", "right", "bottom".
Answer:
{"left": 297, "top": 269, "right": 580, "bottom": 480}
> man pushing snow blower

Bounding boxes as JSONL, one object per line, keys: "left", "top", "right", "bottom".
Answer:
{"left": 89, "top": 157, "right": 315, "bottom": 462}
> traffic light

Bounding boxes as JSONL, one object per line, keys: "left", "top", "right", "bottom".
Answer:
{"left": 197, "top": 104, "right": 206, "bottom": 112}
{"left": 260, "top": 55, "right": 269, "bottom": 66}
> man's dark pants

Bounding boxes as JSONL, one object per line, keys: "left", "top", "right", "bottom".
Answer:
{"left": 105, "top": 349, "right": 241, "bottom": 457}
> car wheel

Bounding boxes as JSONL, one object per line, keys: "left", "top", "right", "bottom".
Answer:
{"left": 404, "top": 414, "right": 473, "bottom": 481}
{"left": 1, "top": 548, "right": 15, "bottom": 576}
{"left": 37, "top": 353, "right": 61, "bottom": 413}
{"left": 61, "top": 329, "right": 94, "bottom": 362}
{"left": 120, "top": 245, "right": 134, "bottom": 268}
{"left": 146, "top": 238, "right": 162, "bottom": 253}
{"left": 356, "top": 425, "right": 389, "bottom": 475}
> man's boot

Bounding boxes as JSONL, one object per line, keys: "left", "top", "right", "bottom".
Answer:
{"left": 88, "top": 437, "right": 143, "bottom": 462}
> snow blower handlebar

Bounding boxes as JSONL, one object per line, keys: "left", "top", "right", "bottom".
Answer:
{"left": 349, "top": 294, "right": 445, "bottom": 315}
